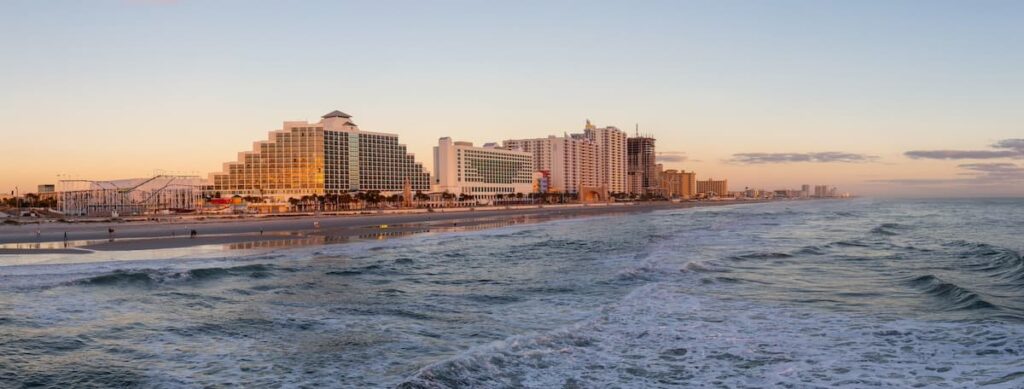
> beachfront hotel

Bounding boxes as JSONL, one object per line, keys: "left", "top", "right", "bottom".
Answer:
{"left": 696, "top": 178, "right": 728, "bottom": 197}
{"left": 659, "top": 168, "right": 697, "bottom": 199}
{"left": 210, "top": 110, "right": 430, "bottom": 201}
{"left": 432, "top": 137, "right": 534, "bottom": 199}
{"left": 503, "top": 135, "right": 599, "bottom": 194}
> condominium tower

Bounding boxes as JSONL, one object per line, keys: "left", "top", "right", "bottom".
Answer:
{"left": 503, "top": 135, "right": 598, "bottom": 194}
{"left": 660, "top": 169, "right": 697, "bottom": 199}
{"left": 211, "top": 110, "right": 430, "bottom": 200}
{"left": 583, "top": 120, "right": 628, "bottom": 194}
{"left": 433, "top": 137, "right": 534, "bottom": 199}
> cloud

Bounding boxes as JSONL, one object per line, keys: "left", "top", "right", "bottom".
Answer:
{"left": 904, "top": 150, "right": 1018, "bottom": 159}
{"left": 904, "top": 138, "right": 1024, "bottom": 160}
{"left": 657, "top": 151, "right": 688, "bottom": 163}
{"left": 993, "top": 139, "right": 1024, "bottom": 153}
{"left": 729, "top": 152, "right": 877, "bottom": 164}
{"left": 958, "top": 162, "right": 1024, "bottom": 181}
{"left": 868, "top": 162, "right": 1024, "bottom": 185}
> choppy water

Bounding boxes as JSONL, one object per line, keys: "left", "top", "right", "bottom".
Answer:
{"left": 2, "top": 198, "right": 1024, "bottom": 388}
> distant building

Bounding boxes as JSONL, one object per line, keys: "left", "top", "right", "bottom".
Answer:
{"left": 37, "top": 184, "right": 55, "bottom": 193}
{"left": 432, "top": 137, "right": 534, "bottom": 200}
{"left": 627, "top": 135, "right": 658, "bottom": 195}
{"left": 801, "top": 184, "right": 811, "bottom": 198}
{"left": 814, "top": 185, "right": 829, "bottom": 198}
{"left": 697, "top": 179, "right": 728, "bottom": 197}
{"left": 504, "top": 135, "right": 598, "bottom": 194}
{"left": 582, "top": 120, "right": 628, "bottom": 194}
{"left": 210, "top": 110, "right": 430, "bottom": 201}
{"left": 533, "top": 170, "right": 550, "bottom": 193}
{"left": 659, "top": 169, "right": 697, "bottom": 199}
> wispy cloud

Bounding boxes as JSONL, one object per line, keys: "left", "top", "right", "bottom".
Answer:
{"left": 905, "top": 138, "right": 1024, "bottom": 160}
{"left": 729, "top": 152, "right": 877, "bottom": 164}
{"left": 869, "top": 162, "right": 1024, "bottom": 185}
{"left": 657, "top": 151, "right": 688, "bottom": 163}
{"left": 958, "top": 162, "right": 1024, "bottom": 181}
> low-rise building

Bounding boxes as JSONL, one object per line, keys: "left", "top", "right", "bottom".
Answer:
{"left": 433, "top": 137, "right": 534, "bottom": 200}
{"left": 696, "top": 178, "right": 728, "bottom": 197}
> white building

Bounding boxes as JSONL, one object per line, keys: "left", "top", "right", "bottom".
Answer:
{"left": 504, "top": 135, "right": 598, "bottom": 194}
{"left": 583, "top": 120, "right": 628, "bottom": 194}
{"left": 433, "top": 137, "right": 534, "bottom": 199}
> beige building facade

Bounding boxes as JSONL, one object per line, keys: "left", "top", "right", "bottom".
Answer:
{"left": 660, "top": 169, "right": 697, "bottom": 199}
{"left": 583, "top": 120, "right": 628, "bottom": 194}
{"left": 696, "top": 178, "right": 728, "bottom": 197}
{"left": 504, "top": 135, "right": 598, "bottom": 194}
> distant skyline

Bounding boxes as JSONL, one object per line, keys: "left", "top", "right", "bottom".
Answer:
{"left": 1, "top": 1, "right": 1022, "bottom": 197}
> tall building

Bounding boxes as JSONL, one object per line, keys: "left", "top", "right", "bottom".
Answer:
{"left": 433, "top": 137, "right": 534, "bottom": 199}
{"left": 814, "top": 185, "right": 829, "bottom": 198}
{"left": 582, "top": 120, "right": 628, "bottom": 194}
{"left": 503, "top": 135, "right": 598, "bottom": 194}
{"left": 627, "top": 135, "right": 658, "bottom": 195}
{"left": 801, "top": 184, "right": 811, "bottom": 198}
{"left": 659, "top": 169, "right": 697, "bottom": 199}
{"left": 211, "top": 110, "right": 430, "bottom": 200}
{"left": 696, "top": 178, "right": 728, "bottom": 197}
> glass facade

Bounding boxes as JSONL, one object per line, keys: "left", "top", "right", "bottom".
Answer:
{"left": 212, "top": 113, "right": 430, "bottom": 200}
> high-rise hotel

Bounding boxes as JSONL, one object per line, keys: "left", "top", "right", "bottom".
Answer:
{"left": 432, "top": 137, "right": 534, "bottom": 199}
{"left": 210, "top": 110, "right": 430, "bottom": 200}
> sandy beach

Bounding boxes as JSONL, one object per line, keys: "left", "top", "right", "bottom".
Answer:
{"left": 0, "top": 200, "right": 770, "bottom": 255}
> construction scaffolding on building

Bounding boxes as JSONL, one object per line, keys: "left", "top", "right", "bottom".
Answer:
{"left": 58, "top": 175, "right": 205, "bottom": 217}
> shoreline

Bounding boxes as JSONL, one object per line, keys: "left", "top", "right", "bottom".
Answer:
{"left": 0, "top": 200, "right": 785, "bottom": 255}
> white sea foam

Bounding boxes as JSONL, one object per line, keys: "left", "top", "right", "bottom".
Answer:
{"left": 403, "top": 282, "right": 1024, "bottom": 388}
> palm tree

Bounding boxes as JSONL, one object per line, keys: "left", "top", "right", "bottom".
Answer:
{"left": 441, "top": 191, "right": 455, "bottom": 207}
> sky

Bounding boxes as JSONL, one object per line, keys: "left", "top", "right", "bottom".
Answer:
{"left": 1, "top": 0, "right": 1022, "bottom": 197}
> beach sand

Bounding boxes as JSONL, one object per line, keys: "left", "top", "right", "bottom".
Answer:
{"left": 0, "top": 201, "right": 768, "bottom": 255}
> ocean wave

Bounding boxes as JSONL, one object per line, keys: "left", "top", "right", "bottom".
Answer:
{"left": 904, "top": 275, "right": 998, "bottom": 311}
{"left": 729, "top": 252, "right": 793, "bottom": 261}
{"left": 944, "top": 241, "right": 1024, "bottom": 287}
{"left": 70, "top": 264, "right": 278, "bottom": 287}
{"left": 399, "top": 283, "right": 1024, "bottom": 388}
{"left": 869, "top": 223, "right": 907, "bottom": 236}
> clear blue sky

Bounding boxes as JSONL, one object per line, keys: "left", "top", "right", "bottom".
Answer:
{"left": 2, "top": 0, "right": 1022, "bottom": 196}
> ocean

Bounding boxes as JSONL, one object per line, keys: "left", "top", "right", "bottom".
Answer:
{"left": 1, "top": 198, "right": 1023, "bottom": 388}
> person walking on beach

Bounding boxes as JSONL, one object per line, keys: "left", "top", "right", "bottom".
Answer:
{"left": 190, "top": 229, "right": 197, "bottom": 239}
{"left": 108, "top": 228, "right": 115, "bottom": 242}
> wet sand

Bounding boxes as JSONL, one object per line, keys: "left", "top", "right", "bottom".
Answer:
{"left": 0, "top": 201, "right": 771, "bottom": 254}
